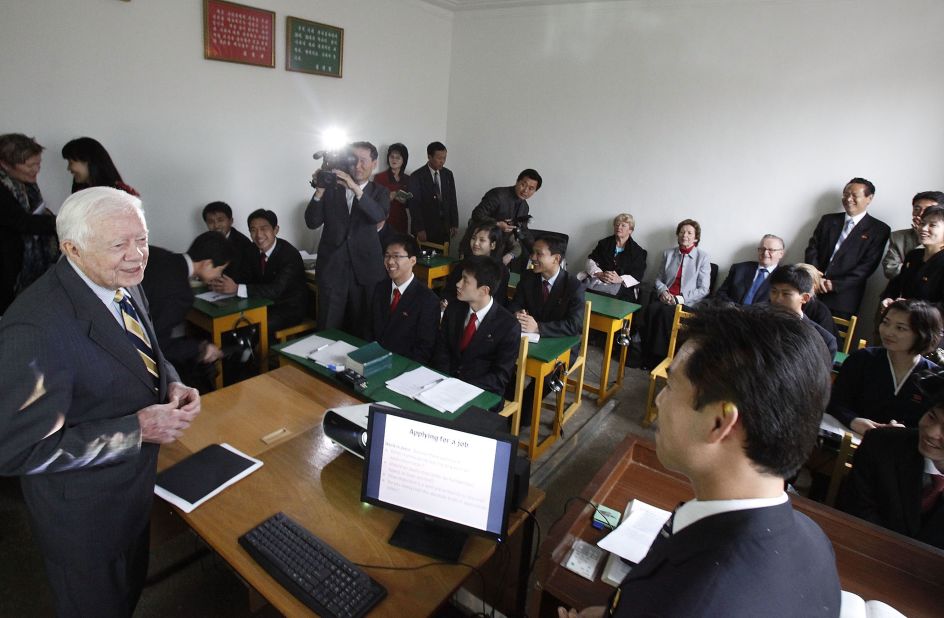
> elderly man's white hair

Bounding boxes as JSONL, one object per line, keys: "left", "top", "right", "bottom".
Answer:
{"left": 57, "top": 187, "right": 146, "bottom": 250}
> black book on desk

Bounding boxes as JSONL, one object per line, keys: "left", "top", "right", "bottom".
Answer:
{"left": 155, "top": 443, "right": 263, "bottom": 513}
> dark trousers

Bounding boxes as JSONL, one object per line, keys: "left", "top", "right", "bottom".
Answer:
{"left": 44, "top": 523, "right": 150, "bottom": 618}
{"left": 640, "top": 300, "right": 688, "bottom": 367}
{"left": 317, "top": 278, "right": 374, "bottom": 339}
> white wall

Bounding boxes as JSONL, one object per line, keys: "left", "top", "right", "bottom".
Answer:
{"left": 447, "top": 0, "right": 944, "bottom": 325}
{"left": 1, "top": 0, "right": 453, "bottom": 252}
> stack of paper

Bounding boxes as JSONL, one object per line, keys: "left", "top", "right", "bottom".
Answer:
{"left": 309, "top": 341, "right": 359, "bottom": 368}
{"left": 386, "top": 367, "right": 483, "bottom": 413}
{"left": 280, "top": 333, "right": 335, "bottom": 359}
{"left": 598, "top": 499, "right": 672, "bottom": 563}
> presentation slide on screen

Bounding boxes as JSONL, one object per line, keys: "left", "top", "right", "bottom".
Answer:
{"left": 370, "top": 415, "right": 507, "bottom": 532}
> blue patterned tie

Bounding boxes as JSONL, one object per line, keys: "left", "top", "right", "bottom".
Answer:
{"left": 114, "top": 289, "right": 159, "bottom": 381}
{"left": 742, "top": 268, "right": 768, "bottom": 305}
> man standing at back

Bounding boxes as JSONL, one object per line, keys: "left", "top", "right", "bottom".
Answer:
{"left": 305, "top": 141, "right": 389, "bottom": 337}
{"left": 560, "top": 304, "right": 841, "bottom": 617}
{"left": 407, "top": 141, "right": 458, "bottom": 246}
{"left": 461, "top": 169, "right": 542, "bottom": 265}
{"left": 804, "top": 177, "right": 890, "bottom": 318}
{"left": 882, "top": 191, "right": 944, "bottom": 279}
{"left": 0, "top": 187, "right": 200, "bottom": 616}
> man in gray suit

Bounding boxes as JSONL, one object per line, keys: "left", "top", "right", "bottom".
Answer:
{"left": 306, "top": 141, "right": 389, "bottom": 337}
{"left": 882, "top": 190, "right": 944, "bottom": 279}
{"left": 0, "top": 187, "right": 200, "bottom": 616}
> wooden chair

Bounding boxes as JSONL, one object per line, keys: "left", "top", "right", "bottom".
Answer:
{"left": 419, "top": 239, "right": 449, "bottom": 258}
{"left": 556, "top": 300, "right": 593, "bottom": 429}
{"left": 499, "top": 335, "right": 530, "bottom": 437}
{"left": 832, "top": 314, "right": 859, "bottom": 355}
{"left": 274, "top": 281, "right": 319, "bottom": 343}
{"left": 643, "top": 304, "right": 694, "bottom": 426}
{"left": 825, "top": 432, "right": 859, "bottom": 507}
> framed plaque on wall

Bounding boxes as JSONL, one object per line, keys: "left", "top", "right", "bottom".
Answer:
{"left": 286, "top": 16, "right": 344, "bottom": 78}
{"left": 204, "top": 0, "right": 275, "bottom": 68}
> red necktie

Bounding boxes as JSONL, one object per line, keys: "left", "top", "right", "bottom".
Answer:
{"left": 390, "top": 288, "right": 401, "bottom": 313}
{"left": 459, "top": 313, "right": 478, "bottom": 352}
{"left": 921, "top": 475, "right": 944, "bottom": 513}
{"left": 259, "top": 252, "right": 267, "bottom": 275}
{"left": 542, "top": 279, "right": 550, "bottom": 301}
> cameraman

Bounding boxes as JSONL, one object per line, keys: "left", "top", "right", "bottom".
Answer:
{"left": 305, "top": 141, "right": 389, "bottom": 337}
{"left": 461, "top": 169, "right": 542, "bottom": 266}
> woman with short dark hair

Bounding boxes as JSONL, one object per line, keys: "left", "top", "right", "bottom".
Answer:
{"left": 0, "top": 133, "right": 59, "bottom": 314}
{"left": 829, "top": 299, "right": 942, "bottom": 433}
{"left": 61, "top": 136, "right": 138, "bottom": 196}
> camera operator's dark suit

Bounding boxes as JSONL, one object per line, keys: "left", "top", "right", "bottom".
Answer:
{"left": 305, "top": 181, "right": 389, "bottom": 337}
{"left": 407, "top": 165, "right": 457, "bottom": 245}
{"left": 460, "top": 186, "right": 532, "bottom": 259}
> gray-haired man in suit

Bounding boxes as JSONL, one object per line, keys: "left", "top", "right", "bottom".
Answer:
{"left": 0, "top": 187, "right": 200, "bottom": 616}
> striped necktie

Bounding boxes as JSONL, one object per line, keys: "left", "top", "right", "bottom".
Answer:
{"left": 114, "top": 289, "right": 159, "bottom": 381}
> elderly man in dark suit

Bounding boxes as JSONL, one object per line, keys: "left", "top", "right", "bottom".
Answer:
{"left": 804, "top": 177, "right": 891, "bottom": 318}
{"left": 715, "top": 234, "right": 784, "bottom": 304}
{"left": 305, "top": 141, "right": 389, "bottom": 338}
{"left": 560, "top": 304, "right": 841, "bottom": 617}
{"left": 211, "top": 209, "right": 309, "bottom": 333}
{"left": 407, "top": 141, "right": 458, "bottom": 246}
{"left": 460, "top": 169, "right": 542, "bottom": 265}
{"left": 839, "top": 371, "right": 944, "bottom": 550}
{"left": 432, "top": 255, "right": 521, "bottom": 398}
{"left": 0, "top": 187, "right": 200, "bottom": 616}
{"left": 367, "top": 234, "right": 440, "bottom": 364}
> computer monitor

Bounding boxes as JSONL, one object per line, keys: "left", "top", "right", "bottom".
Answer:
{"left": 361, "top": 404, "right": 516, "bottom": 562}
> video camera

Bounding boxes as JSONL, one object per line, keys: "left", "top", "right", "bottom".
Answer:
{"left": 311, "top": 147, "right": 358, "bottom": 189}
{"left": 509, "top": 214, "right": 533, "bottom": 241}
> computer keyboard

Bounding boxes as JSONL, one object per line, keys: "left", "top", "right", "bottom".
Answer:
{"left": 238, "top": 512, "right": 387, "bottom": 617}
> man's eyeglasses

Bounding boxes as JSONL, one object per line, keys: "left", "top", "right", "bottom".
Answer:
{"left": 383, "top": 254, "right": 410, "bottom": 261}
{"left": 757, "top": 247, "right": 784, "bottom": 254}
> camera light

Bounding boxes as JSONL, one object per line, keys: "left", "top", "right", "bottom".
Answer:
{"left": 321, "top": 127, "right": 349, "bottom": 151}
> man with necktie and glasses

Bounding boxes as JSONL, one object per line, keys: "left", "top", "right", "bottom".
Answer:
{"left": 714, "top": 233, "right": 785, "bottom": 305}
{"left": 0, "top": 187, "right": 200, "bottom": 616}
{"left": 305, "top": 141, "right": 389, "bottom": 337}
{"left": 560, "top": 304, "right": 841, "bottom": 617}
{"left": 804, "top": 177, "right": 890, "bottom": 319}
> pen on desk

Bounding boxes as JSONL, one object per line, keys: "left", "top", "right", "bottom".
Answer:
{"left": 308, "top": 343, "right": 330, "bottom": 355}
{"left": 415, "top": 377, "right": 445, "bottom": 395}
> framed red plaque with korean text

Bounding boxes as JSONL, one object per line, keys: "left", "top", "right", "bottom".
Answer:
{"left": 204, "top": 0, "right": 275, "bottom": 68}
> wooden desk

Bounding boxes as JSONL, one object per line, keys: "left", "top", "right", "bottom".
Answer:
{"left": 273, "top": 329, "right": 502, "bottom": 420}
{"left": 537, "top": 436, "right": 944, "bottom": 618}
{"left": 160, "top": 366, "right": 545, "bottom": 617}
{"left": 186, "top": 296, "right": 273, "bottom": 389}
{"left": 414, "top": 255, "right": 456, "bottom": 288}
{"left": 522, "top": 336, "right": 580, "bottom": 459}
{"left": 584, "top": 293, "right": 641, "bottom": 404}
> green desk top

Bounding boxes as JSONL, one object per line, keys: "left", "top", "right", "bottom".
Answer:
{"left": 586, "top": 292, "right": 641, "bottom": 319}
{"left": 509, "top": 272, "right": 520, "bottom": 288}
{"left": 417, "top": 255, "right": 456, "bottom": 269}
{"left": 528, "top": 335, "right": 580, "bottom": 363}
{"left": 191, "top": 295, "right": 273, "bottom": 317}
{"left": 833, "top": 351, "right": 847, "bottom": 366}
{"left": 273, "top": 329, "right": 501, "bottom": 420}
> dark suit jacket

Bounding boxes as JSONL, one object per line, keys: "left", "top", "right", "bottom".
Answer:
{"left": 223, "top": 227, "right": 257, "bottom": 283}
{"left": 305, "top": 181, "right": 388, "bottom": 288}
{"left": 0, "top": 183, "right": 58, "bottom": 314}
{"left": 407, "top": 166, "right": 458, "bottom": 244}
{"left": 828, "top": 347, "right": 936, "bottom": 429}
{"left": 508, "top": 269, "right": 585, "bottom": 337}
{"left": 586, "top": 235, "right": 647, "bottom": 302}
{"left": 804, "top": 295, "right": 838, "bottom": 335}
{"left": 882, "top": 247, "right": 944, "bottom": 304}
{"left": 367, "top": 277, "right": 440, "bottom": 364}
{"left": 0, "top": 259, "right": 179, "bottom": 568}
{"left": 804, "top": 212, "right": 891, "bottom": 315}
{"left": 460, "top": 186, "right": 531, "bottom": 258}
{"left": 613, "top": 502, "right": 841, "bottom": 617}
{"left": 715, "top": 260, "right": 772, "bottom": 304}
{"left": 431, "top": 300, "right": 521, "bottom": 397}
{"left": 809, "top": 318, "right": 839, "bottom": 358}
{"left": 839, "top": 427, "right": 944, "bottom": 549}
{"left": 244, "top": 238, "right": 308, "bottom": 327}
{"left": 141, "top": 246, "right": 199, "bottom": 367}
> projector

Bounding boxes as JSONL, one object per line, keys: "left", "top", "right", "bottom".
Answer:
{"left": 322, "top": 404, "right": 371, "bottom": 459}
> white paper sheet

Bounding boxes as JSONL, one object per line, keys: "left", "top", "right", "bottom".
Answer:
{"left": 280, "top": 333, "right": 335, "bottom": 358}
{"left": 416, "top": 378, "right": 484, "bottom": 413}
{"left": 309, "top": 340, "right": 358, "bottom": 368}
{"left": 195, "top": 290, "right": 235, "bottom": 302}
{"left": 597, "top": 499, "right": 672, "bottom": 564}
{"left": 385, "top": 366, "right": 445, "bottom": 398}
